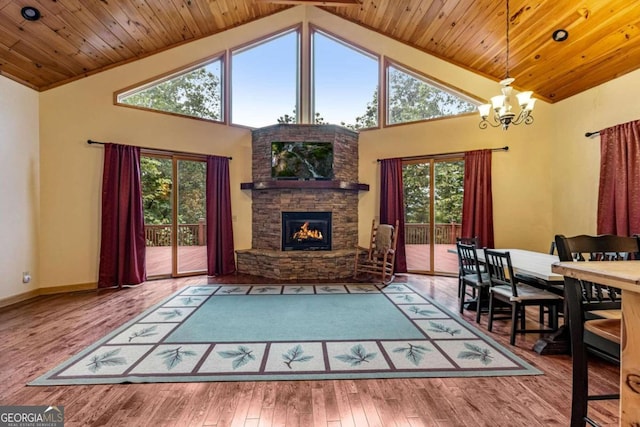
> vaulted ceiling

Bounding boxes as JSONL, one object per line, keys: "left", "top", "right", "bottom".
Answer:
{"left": 0, "top": 0, "right": 638, "bottom": 103}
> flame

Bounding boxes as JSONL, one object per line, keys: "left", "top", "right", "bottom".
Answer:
{"left": 292, "top": 222, "right": 323, "bottom": 240}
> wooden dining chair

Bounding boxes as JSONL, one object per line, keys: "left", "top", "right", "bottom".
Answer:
{"left": 554, "top": 234, "right": 640, "bottom": 427}
{"left": 456, "top": 241, "right": 489, "bottom": 323}
{"left": 483, "top": 249, "right": 563, "bottom": 345}
{"left": 455, "top": 236, "right": 480, "bottom": 298}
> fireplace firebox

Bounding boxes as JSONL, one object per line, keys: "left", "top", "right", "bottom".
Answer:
{"left": 282, "top": 212, "right": 332, "bottom": 251}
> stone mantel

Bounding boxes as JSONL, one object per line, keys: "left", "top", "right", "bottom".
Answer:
{"left": 240, "top": 180, "right": 368, "bottom": 191}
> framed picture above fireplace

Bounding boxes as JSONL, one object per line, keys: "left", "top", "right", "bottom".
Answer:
{"left": 271, "top": 141, "right": 333, "bottom": 180}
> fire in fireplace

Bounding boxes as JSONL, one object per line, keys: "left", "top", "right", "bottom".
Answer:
{"left": 282, "top": 211, "right": 332, "bottom": 251}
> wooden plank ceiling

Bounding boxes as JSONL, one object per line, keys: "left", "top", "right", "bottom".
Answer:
{"left": 0, "top": 0, "right": 638, "bottom": 102}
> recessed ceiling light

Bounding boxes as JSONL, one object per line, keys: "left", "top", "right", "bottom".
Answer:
{"left": 552, "top": 29, "right": 569, "bottom": 42}
{"left": 21, "top": 6, "right": 41, "bottom": 21}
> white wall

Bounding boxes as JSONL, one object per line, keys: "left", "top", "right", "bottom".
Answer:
{"left": 0, "top": 76, "right": 40, "bottom": 300}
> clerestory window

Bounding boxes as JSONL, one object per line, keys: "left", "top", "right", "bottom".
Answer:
{"left": 116, "top": 56, "right": 223, "bottom": 122}
{"left": 115, "top": 25, "right": 481, "bottom": 129}
{"left": 386, "top": 62, "right": 478, "bottom": 125}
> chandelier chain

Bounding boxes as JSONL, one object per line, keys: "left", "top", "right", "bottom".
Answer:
{"left": 505, "top": 0, "right": 510, "bottom": 79}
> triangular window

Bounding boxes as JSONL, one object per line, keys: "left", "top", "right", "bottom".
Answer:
{"left": 116, "top": 57, "right": 223, "bottom": 122}
{"left": 386, "top": 63, "right": 478, "bottom": 125}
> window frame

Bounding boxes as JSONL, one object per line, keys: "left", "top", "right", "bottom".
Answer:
{"left": 384, "top": 59, "right": 482, "bottom": 127}
{"left": 229, "top": 25, "right": 302, "bottom": 128}
{"left": 310, "top": 25, "right": 382, "bottom": 130}
{"left": 114, "top": 52, "right": 226, "bottom": 124}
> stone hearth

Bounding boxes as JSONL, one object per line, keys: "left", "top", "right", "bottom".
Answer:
{"left": 236, "top": 124, "right": 367, "bottom": 280}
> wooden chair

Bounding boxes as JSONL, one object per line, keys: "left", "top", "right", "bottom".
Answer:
{"left": 354, "top": 220, "right": 399, "bottom": 285}
{"left": 456, "top": 242, "right": 490, "bottom": 323}
{"left": 483, "top": 249, "right": 563, "bottom": 346}
{"left": 554, "top": 234, "right": 640, "bottom": 427}
{"left": 455, "top": 236, "right": 480, "bottom": 298}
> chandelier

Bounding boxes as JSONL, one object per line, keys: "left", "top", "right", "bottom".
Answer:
{"left": 478, "top": 0, "right": 536, "bottom": 130}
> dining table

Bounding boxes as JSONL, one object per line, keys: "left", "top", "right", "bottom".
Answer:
{"left": 471, "top": 248, "right": 567, "bottom": 354}
{"left": 552, "top": 260, "right": 640, "bottom": 426}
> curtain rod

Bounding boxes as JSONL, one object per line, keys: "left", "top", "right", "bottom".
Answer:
{"left": 87, "top": 140, "right": 232, "bottom": 160}
{"left": 377, "top": 146, "right": 508, "bottom": 162}
{"left": 585, "top": 131, "right": 600, "bottom": 137}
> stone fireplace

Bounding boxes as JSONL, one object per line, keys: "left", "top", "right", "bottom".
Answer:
{"left": 236, "top": 124, "right": 368, "bottom": 280}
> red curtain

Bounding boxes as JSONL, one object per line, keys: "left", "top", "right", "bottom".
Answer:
{"left": 597, "top": 119, "right": 640, "bottom": 236}
{"left": 98, "top": 143, "right": 146, "bottom": 288}
{"left": 380, "top": 158, "right": 407, "bottom": 273}
{"left": 461, "top": 149, "right": 494, "bottom": 248}
{"left": 206, "top": 156, "right": 236, "bottom": 275}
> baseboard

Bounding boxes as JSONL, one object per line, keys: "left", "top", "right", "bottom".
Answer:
{"left": 0, "top": 289, "right": 41, "bottom": 309}
{"left": 38, "top": 282, "right": 97, "bottom": 295}
{"left": 0, "top": 282, "right": 97, "bottom": 309}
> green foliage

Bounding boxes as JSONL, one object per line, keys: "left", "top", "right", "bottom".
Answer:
{"left": 387, "top": 67, "right": 476, "bottom": 123}
{"left": 402, "top": 161, "right": 464, "bottom": 225}
{"left": 177, "top": 160, "right": 206, "bottom": 225}
{"left": 121, "top": 67, "right": 221, "bottom": 120}
{"left": 141, "top": 156, "right": 172, "bottom": 225}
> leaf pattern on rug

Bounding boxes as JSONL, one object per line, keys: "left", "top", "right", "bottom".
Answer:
{"left": 253, "top": 287, "right": 277, "bottom": 293}
{"left": 157, "top": 346, "right": 198, "bottom": 370}
{"left": 392, "top": 343, "right": 431, "bottom": 366}
{"left": 86, "top": 348, "right": 127, "bottom": 373}
{"left": 407, "top": 306, "right": 437, "bottom": 316}
{"left": 191, "top": 287, "right": 212, "bottom": 293}
{"left": 396, "top": 294, "right": 414, "bottom": 303}
{"left": 221, "top": 287, "right": 243, "bottom": 294}
{"left": 218, "top": 346, "right": 256, "bottom": 369}
{"left": 334, "top": 344, "right": 377, "bottom": 366}
{"left": 128, "top": 325, "right": 158, "bottom": 342}
{"left": 457, "top": 343, "right": 494, "bottom": 365}
{"left": 385, "top": 285, "right": 405, "bottom": 292}
{"left": 180, "top": 296, "right": 201, "bottom": 305}
{"left": 319, "top": 286, "right": 341, "bottom": 292}
{"left": 352, "top": 286, "right": 376, "bottom": 293}
{"left": 282, "top": 345, "right": 314, "bottom": 369}
{"left": 158, "top": 309, "right": 183, "bottom": 320}
{"left": 289, "top": 286, "right": 307, "bottom": 293}
{"left": 427, "top": 321, "right": 461, "bottom": 336}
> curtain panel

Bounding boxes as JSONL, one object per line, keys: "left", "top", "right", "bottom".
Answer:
{"left": 597, "top": 119, "right": 640, "bottom": 236}
{"left": 98, "top": 143, "right": 146, "bottom": 288}
{"left": 206, "top": 155, "right": 236, "bottom": 276}
{"left": 461, "top": 149, "right": 494, "bottom": 248}
{"left": 380, "top": 158, "right": 408, "bottom": 273}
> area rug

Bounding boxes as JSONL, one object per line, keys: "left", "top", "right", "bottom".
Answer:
{"left": 30, "top": 284, "right": 541, "bottom": 385}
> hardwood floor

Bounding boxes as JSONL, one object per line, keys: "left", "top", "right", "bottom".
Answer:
{"left": 0, "top": 274, "right": 621, "bottom": 426}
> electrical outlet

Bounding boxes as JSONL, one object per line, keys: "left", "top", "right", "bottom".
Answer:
{"left": 22, "top": 271, "right": 31, "bottom": 284}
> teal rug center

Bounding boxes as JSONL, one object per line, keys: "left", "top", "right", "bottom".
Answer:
{"left": 166, "top": 293, "right": 423, "bottom": 342}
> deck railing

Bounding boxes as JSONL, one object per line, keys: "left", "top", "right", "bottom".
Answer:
{"left": 145, "top": 220, "right": 207, "bottom": 247}
{"left": 404, "top": 223, "right": 462, "bottom": 244}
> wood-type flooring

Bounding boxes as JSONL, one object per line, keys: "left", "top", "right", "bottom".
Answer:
{"left": 0, "top": 274, "right": 621, "bottom": 426}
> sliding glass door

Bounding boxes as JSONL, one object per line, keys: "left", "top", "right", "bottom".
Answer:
{"left": 141, "top": 154, "right": 207, "bottom": 278}
{"left": 403, "top": 157, "right": 464, "bottom": 275}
